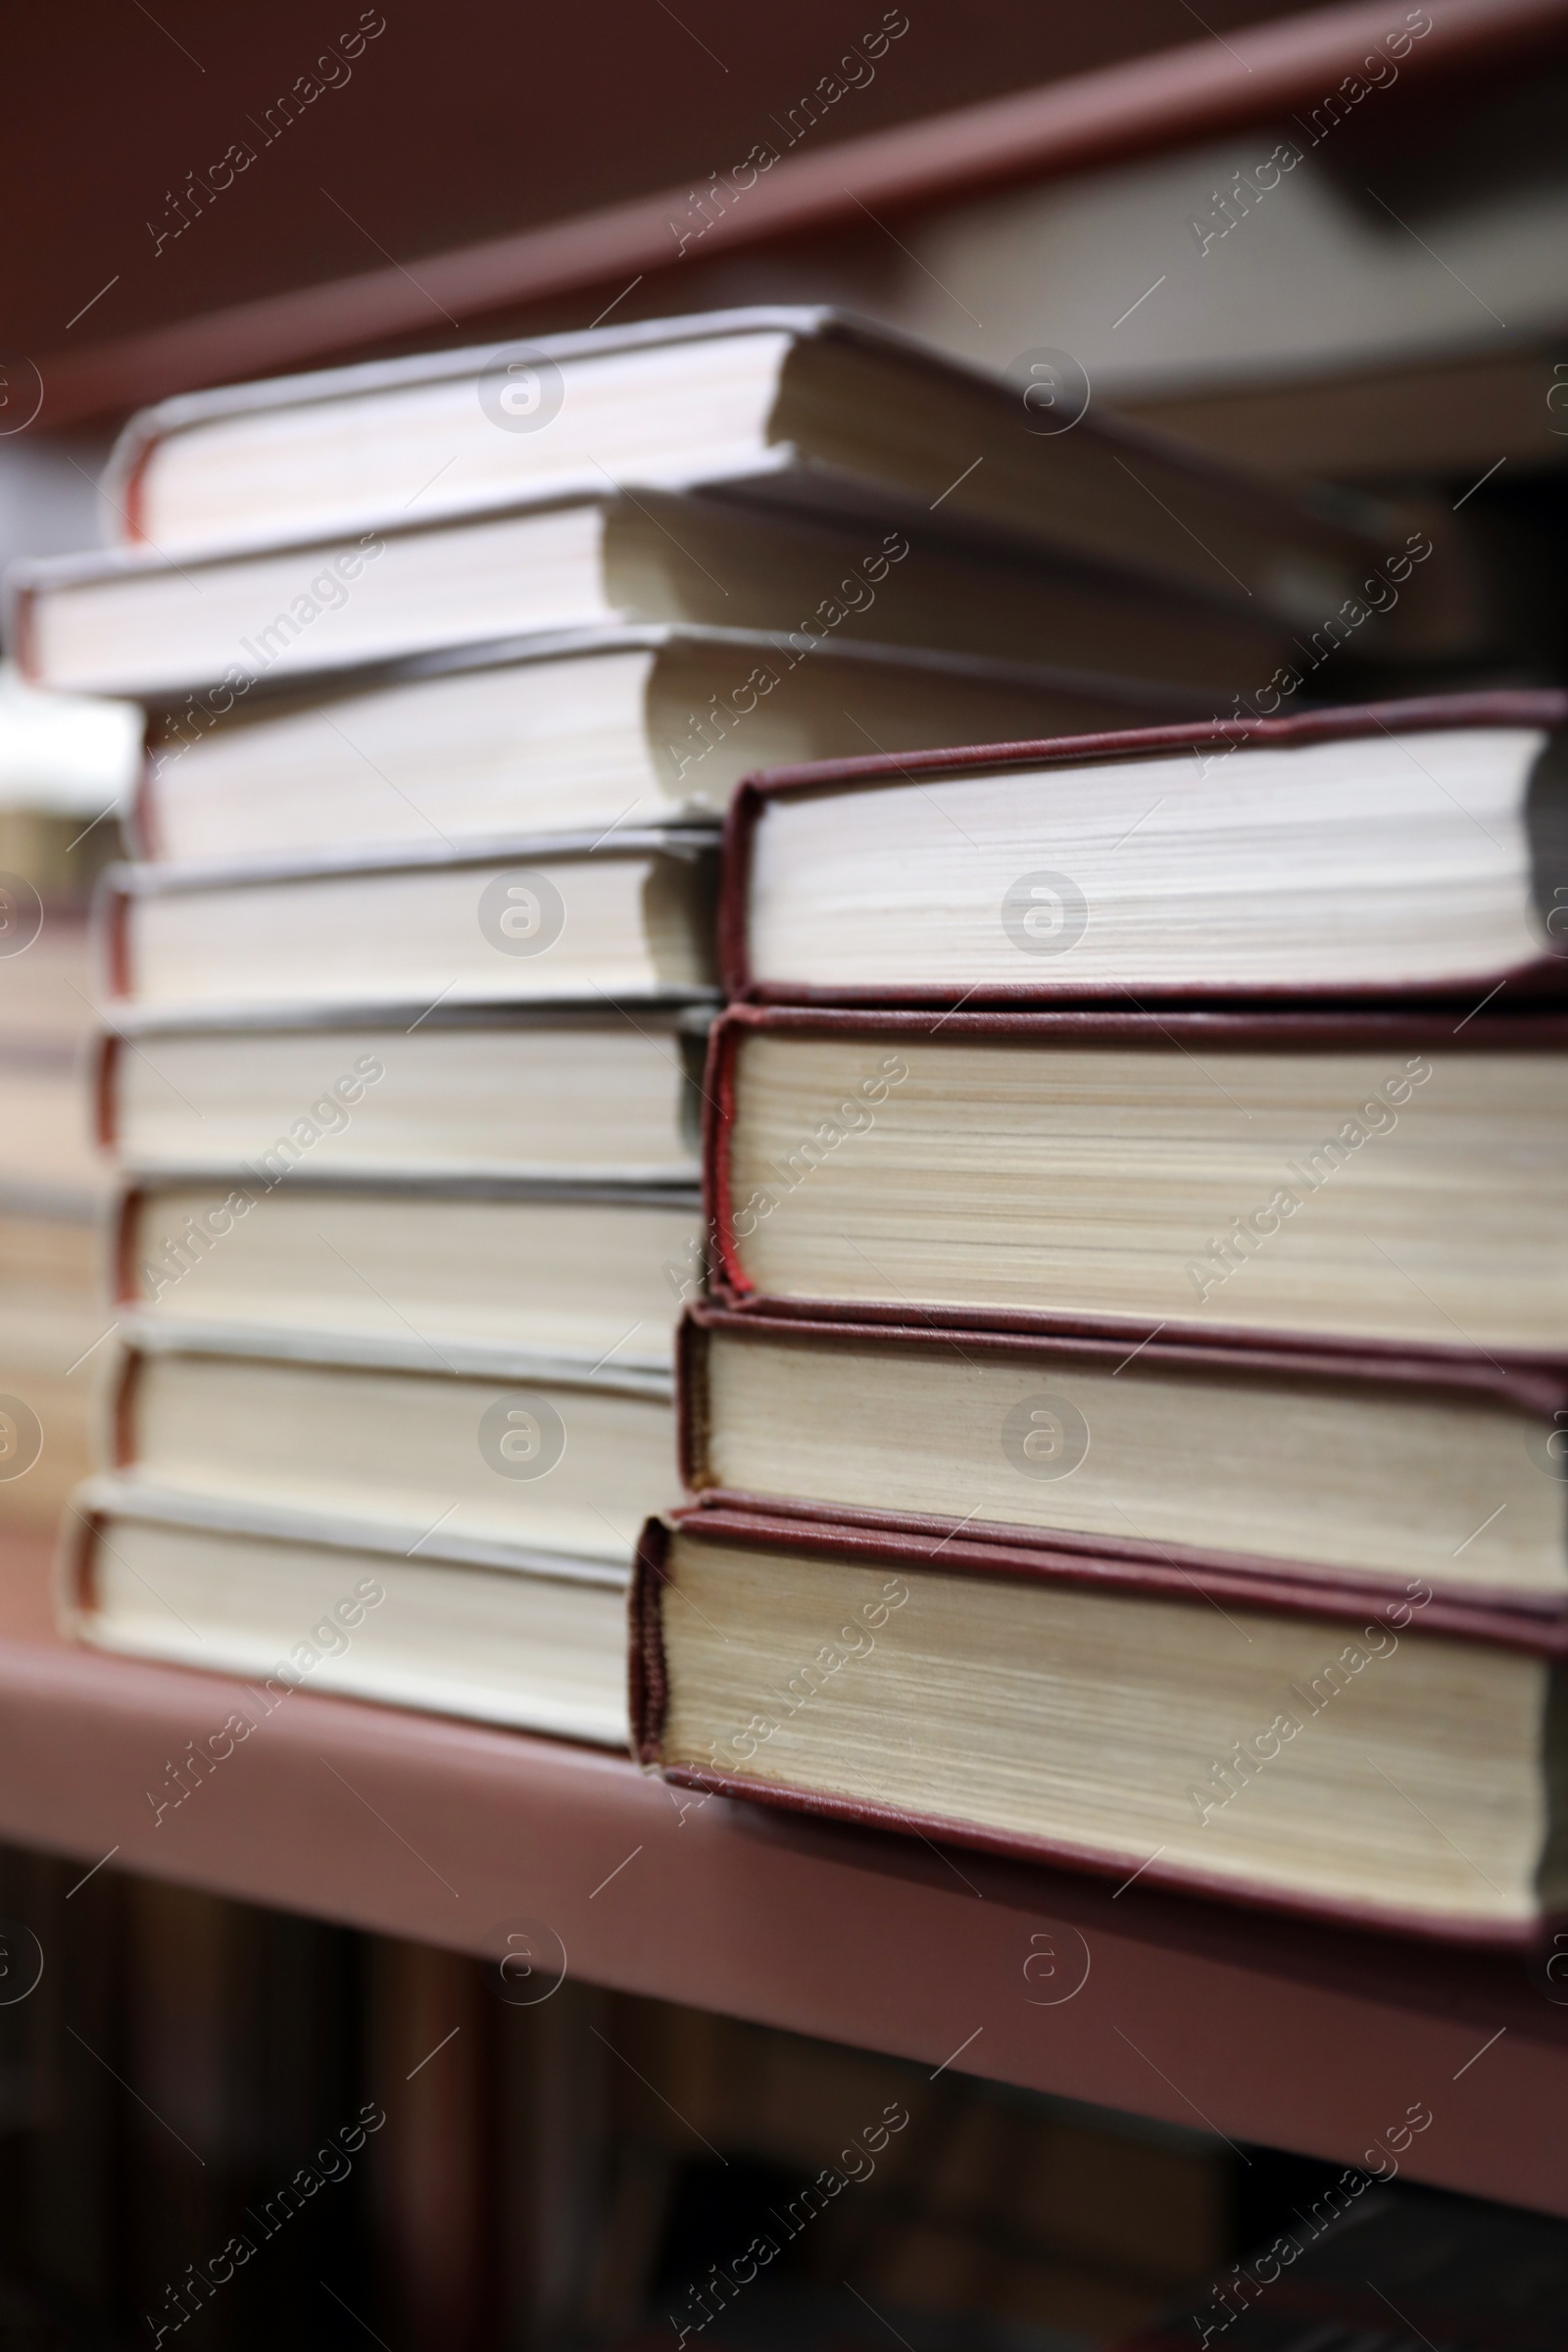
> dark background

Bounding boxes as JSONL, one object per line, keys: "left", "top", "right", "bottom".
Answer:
{"left": 4, "top": 1, "right": 1316, "bottom": 359}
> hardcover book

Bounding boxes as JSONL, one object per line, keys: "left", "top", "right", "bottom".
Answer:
{"left": 108, "top": 1323, "right": 676, "bottom": 1570}
{"left": 97, "top": 1004, "right": 709, "bottom": 1185}
{"left": 719, "top": 691, "right": 1568, "bottom": 1004}
{"left": 66, "top": 1482, "right": 632, "bottom": 1745}
{"left": 99, "top": 309, "right": 1436, "bottom": 652}
{"left": 96, "top": 829, "right": 720, "bottom": 1018}
{"left": 120, "top": 1177, "right": 703, "bottom": 1372}
{"left": 633, "top": 1504, "right": 1568, "bottom": 1941}
{"left": 132, "top": 624, "right": 1209, "bottom": 867}
{"left": 704, "top": 1005, "right": 1568, "bottom": 1355}
{"left": 10, "top": 484, "right": 1291, "bottom": 701}
{"left": 680, "top": 1303, "right": 1568, "bottom": 1610}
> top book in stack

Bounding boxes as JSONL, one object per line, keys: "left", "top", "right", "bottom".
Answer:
{"left": 721, "top": 693, "right": 1568, "bottom": 1004}
{"left": 9, "top": 310, "right": 1475, "bottom": 702}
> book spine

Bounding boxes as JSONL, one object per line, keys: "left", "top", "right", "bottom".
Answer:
{"left": 701, "top": 1014, "right": 750, "bottom": 1304}
{"left": 124, "top": 728, "right": 158, "bottom": 863}
{"left": 675, "top": 1311, "right": 710, "bottom": 1492}
{"left": 717, "top": 774, "right": 761, "bottom": 998}
{"left": 89, "top": 1032, "right": 121, "bottom": 1155}
{"left": 94, "top": 873, "right": 133, "bottom": 1005}
{"left": 5, "top": 579, "right": 41, "bottom": 683}
{"left": 628, "top": 1519, "right": 672, "bottom": 1766}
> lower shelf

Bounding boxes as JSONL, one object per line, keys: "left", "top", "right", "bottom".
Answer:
{"left": 1, "top": 1529, "right": 1564, "bottom": 2217}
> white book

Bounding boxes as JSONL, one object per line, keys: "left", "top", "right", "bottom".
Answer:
{"left": 100, "top": 830, "right": 718, "bottom": 1019}
{"left": 66, "top": 1479, "right": 633, "bottom": 1746}
{"left": 97, "top": 1005, "right": 709, "bottom": 1186}
{"left": 99, "top": 306, "right": 1406, "bottom": 644}
{"left": 109, "top": 1322, "right": 675, "bottom": 1572}
{"left": 118, "top": 1175, "right": 703, "bottom": 1373}
{"left": 133, "top": 623, "right": 1205, "bottom": 866}
{"left": 12, "top": 484, "right": 1291, "bottom": 700}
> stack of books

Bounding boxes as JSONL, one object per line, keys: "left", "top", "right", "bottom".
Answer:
{"left": 0, "top": 667, "right": 140, "bottom": 1546}
{"left": 5, "top": 308, "right": 1412, "bottom": 1741}
{"left": 637, "top": 691, "right": 1568, "bottom": 1942}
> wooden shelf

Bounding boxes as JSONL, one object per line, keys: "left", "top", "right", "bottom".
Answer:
{"left": 28, "top": 0, "right": 1565, "bottom": 427}
{"left": 4, "top": 1525, "right": 1565, "bottom": 2217}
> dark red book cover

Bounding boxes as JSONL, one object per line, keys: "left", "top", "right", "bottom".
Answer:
{"left": 632, "top": 1503, "right": 1568, "bottom": 1947}
{"left": 718, "top": 689, "right": 1568, "bottom": 1006}
{"left": 678, "top": 1300, "right": 1568, "bottom": 1627}
{"left": 701, "top": 1001, "right": 1568, "bottom": 1359}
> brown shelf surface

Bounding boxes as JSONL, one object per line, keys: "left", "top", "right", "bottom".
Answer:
{"left": 1, "top": 1527, "right": 1564, "bottom": 2216}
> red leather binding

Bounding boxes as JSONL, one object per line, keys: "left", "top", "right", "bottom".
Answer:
{"left": 52, "top": 1495, "right": 97, "bottom": 1640}
{"left": 678, "top": 1301, "right": 1568, "bottom": 1621}
{"left": 629, "top": 1515, "right": 672, "bottom": 1769}
{"left": 717, "top": 688, "right": 1568, "bottom": 1004}
{"left": 702, "top": 1002, "right": 1568, "bottom": 1350}
{"left": 650, "top": 1498, "right": 1568, "bottom": 1653}
{"left": 91, "top": 1031, "right": 120, "bottom": 1155}
{"left": 125, "top": 737, "right": 160, "bottom": 864}
{"left": 121, "top": 439, "right": 152, "bottom": 548}
{"left": 674, "top": 1302, "right": 711, "bottom": 1494}
{"left": 110, "top": 1184, "right": 137, "bottom": 1307}
{"left": 94, "top": 872, "right": 133, "bottom": 1006}
{"left": 683, "top": 1298, "right": 1568, "bottom": 1415}
{"left": 632, "top": 1505, "right": 1568, "bottom": 1945}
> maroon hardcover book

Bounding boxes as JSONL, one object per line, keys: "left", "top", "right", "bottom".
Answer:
{"left": 678, "top": 1300, "right": 1568, "bottom": 1626}
{"left": 632, "top": 1503, "right": 1568, "bottom": 1945}
{"left": 702, "top": 1001, "right": 1568, "bottom": 1361}
{"left": 717, "top": 688, "right": 1568, "bottom": 1007}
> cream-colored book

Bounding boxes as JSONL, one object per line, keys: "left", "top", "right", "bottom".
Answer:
{"left": 99, "top": 1005, "right": 709, "bottom": 1185}
{"left": 101, "top": 831, "right": 718, "bottom": 1019}
{"left": 67, "top": 1480, "right": 633, "bottom": 1746}
{"left": 100, "top": 307, "right": 1408, "bottom": 646}
{"left": 134, "top": 625, "right": 1202, "bottom": 866}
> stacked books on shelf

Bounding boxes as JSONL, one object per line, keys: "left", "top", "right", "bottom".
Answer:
{"left": 6, "top": 307, "right": 1424, "bottom": 1743}
{"left": 635, "top": 692, "right": 1568, "bottom": 1943}
{"left": 0, "top": 665, "right": 141, "bottom": 1543}
{"left": 0, "top": 850, "right": 107, "bottom": 1546}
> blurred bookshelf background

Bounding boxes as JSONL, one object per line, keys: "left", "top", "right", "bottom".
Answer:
{"left": 0, "top": 1850, "right": 1259, "bottom": 2350}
